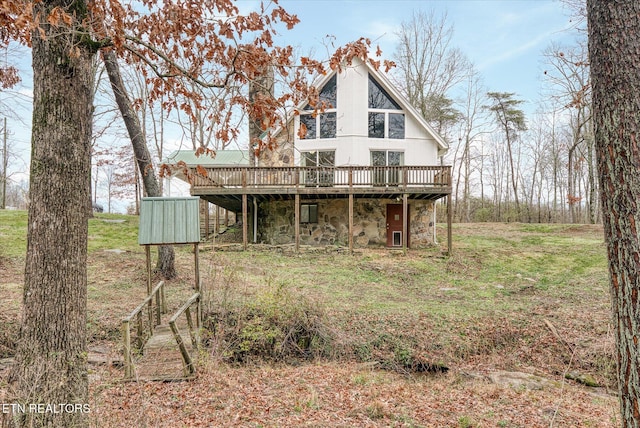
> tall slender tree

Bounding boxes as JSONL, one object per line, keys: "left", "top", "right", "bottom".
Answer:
{"left": 588, "top": 2, "right": 640, "bottom": 426}
{"left": 486, "top": 92, "right": 527, "bottom": 220}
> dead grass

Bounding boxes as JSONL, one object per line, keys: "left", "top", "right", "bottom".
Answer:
{"left": 0, "top": 214, "right": 618, "bottom": 426}
{"left": 89, "top": 362, "right": 618, "bottom": 427}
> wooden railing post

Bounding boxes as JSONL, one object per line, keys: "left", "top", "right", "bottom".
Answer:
{"left": 154, "top": 287, "right": 161, "bottom": 326}
{"left": 185, "top": 307, "right": 198, "bottom": 349}
{"left": 169, "top": 319, "right": 194, "bottom": 377}
{"left": 136, "top": 311, "right": 143, "bottom": 349}
{"left": 123, "top": 319, "right": 132, "bottom": 379}
{"left": 161, "top": 281, "right": 167, "bottom": 314}
{"left": 168, "top": 293, "right": 200, "bottom": 377}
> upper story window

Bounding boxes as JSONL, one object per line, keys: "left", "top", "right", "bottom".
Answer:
{"left": 300, "top": 75, "right": 337, "bottom": 140}
{"left": 301, "top": 150, "right": 335, "bottom": 187}
{"left": 302, "top": 150, "right": 336, "bottom": 167}
{"left": 368, "top": 74, "right": 405, "bottom": 139}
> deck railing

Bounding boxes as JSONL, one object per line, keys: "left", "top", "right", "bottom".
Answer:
{"left": 191, "top": 165, "right": 451, "bottom": 190}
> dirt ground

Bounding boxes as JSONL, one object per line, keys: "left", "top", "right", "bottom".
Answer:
{"left": 0, "top": 222, "right": 621, "bottom": 427}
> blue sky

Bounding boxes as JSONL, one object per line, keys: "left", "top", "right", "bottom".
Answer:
{"left": 268, "top": 0, "right": 581, "bottom": 108}
{"left": 4, "top": 0, "right": 581, "bottom": 209}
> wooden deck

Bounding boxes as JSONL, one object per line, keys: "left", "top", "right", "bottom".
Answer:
{"left": 188, "top": 165, "right": 451, "bottom": 212}
{"left": 183, "top": 165, "right": 453, "bottom": 254}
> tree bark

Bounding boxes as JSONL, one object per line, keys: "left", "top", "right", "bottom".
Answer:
{"left": 588, "top": 2, "right": 640, "bottom": 426}
{"left": 7, "top": 2, "right": 95, "bottom": 426}
{"left": 102, "top": 49, "right": 176, "bottom": 279}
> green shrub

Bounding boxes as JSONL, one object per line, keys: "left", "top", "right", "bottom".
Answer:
{"left": 204, "top": 281, "right": 333, "bottom": 363}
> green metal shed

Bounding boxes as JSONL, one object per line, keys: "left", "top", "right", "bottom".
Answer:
{"left": 138, "top": 197, "right": 201, "bottom": 245}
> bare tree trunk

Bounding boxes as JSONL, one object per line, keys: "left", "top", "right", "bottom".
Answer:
{"left": 1, "top": 117, "right": 7, "bottom": 210}
{"left": 589, "top": 2, "right": 640, "bottom": 426}
{"left": 505, "top": 132, "right": 520, "bottom": 219}
{"left": 587, "top": 133, "right": 598, "bottom": 224}
{"left": 568, "top": 142, "right": 578, "bottom": 223}
{"left": 102, "top": 49, "right": 176, "bottom": 279}
{"left": 8, "top": 3, "right": 94, "bottom": 425}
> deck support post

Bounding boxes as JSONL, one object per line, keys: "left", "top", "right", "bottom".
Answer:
{"left": 242, "top": 194, "right": 248, "bottom": 251}
{"left": 402, "top": 194, "right": 408, "bottom": 252}
{"left": 348, "top": 193, "right": 354, "bottom": 254}
{"left": 194, "top": 243, "right": 200, "bottom": 329}
{"left": 447, "top": 192, "right": 453, "bottom": 255}
{"left": 295, "top": 193, "right": 300, "bottom": 252}
{"left": 203, "top": 199, "right": 210, "bottom": 239}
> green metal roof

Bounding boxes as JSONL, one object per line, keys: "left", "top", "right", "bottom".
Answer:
{"left": 138, "top": 197, "right": 201, "bottom": 245}
{"left": 163, "top": 150, "right": 250, "bottom": 167}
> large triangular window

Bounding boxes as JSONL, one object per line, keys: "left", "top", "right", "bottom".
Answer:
{"left": 368, "top": 74, "right": 404, "bottom": 139}
{"left": 368, "top": 74, "right": 400, "bottom": 109}
{"left": 300, "top": 75, "right": 337, "bottom": 139}
{"left": 305, "top": 74, "right": 337, "bottom": 110}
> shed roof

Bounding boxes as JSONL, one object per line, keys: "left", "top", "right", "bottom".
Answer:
{"left": 138, "top": 197, "right": 201, "bottom": 245}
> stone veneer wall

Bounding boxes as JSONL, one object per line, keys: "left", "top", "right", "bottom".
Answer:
{"left": 257, "top": 198, "right": 437, "bottom": 248}
{"left": 258, "top": 119, "right": 294, "bottom": 167}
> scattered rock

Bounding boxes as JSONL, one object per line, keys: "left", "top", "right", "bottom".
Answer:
{"left": 565, "top": 371, "right": 599, "bottom": 387}
{"left": 487, "top": 370, "right": 559, "bottom": 390}
{"left": 459, "top": 371, "right": 487, "bottom": 381}
{"left": 88, "top": 346, "right": 120, "bottom": 367}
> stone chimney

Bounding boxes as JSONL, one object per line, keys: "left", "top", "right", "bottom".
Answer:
{"left": 248, "top": 66, "right": 274, "bottom": 167}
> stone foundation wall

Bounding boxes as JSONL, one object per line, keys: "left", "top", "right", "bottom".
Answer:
{"left": 257, "top": 198, "right": 436, "bottom": 248}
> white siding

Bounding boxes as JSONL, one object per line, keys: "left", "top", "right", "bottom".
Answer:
{"left": 294, "top": 58, "right": 441, "bottom": 167}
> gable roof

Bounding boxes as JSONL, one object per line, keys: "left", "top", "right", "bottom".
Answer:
{"left": 286, "top": 57, "right": 449, "bottom": 155}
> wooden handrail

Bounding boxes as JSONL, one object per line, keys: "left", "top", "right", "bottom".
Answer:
{"left": 168, "top": 292, "right": 200, "bottom": 377}
{"left": 123, "top": 280, "right": 165, "bottom": 323}
{"left": 122, "top": 281, "right": 166, "bottom": 379}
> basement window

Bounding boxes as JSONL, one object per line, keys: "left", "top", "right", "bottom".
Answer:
{"left": 301, "top": 203, "right": 318, "bottom": 224}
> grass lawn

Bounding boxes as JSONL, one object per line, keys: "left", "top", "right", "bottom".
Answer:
{"left": 0, "top": 210, "right": 618, "bottom": 427}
